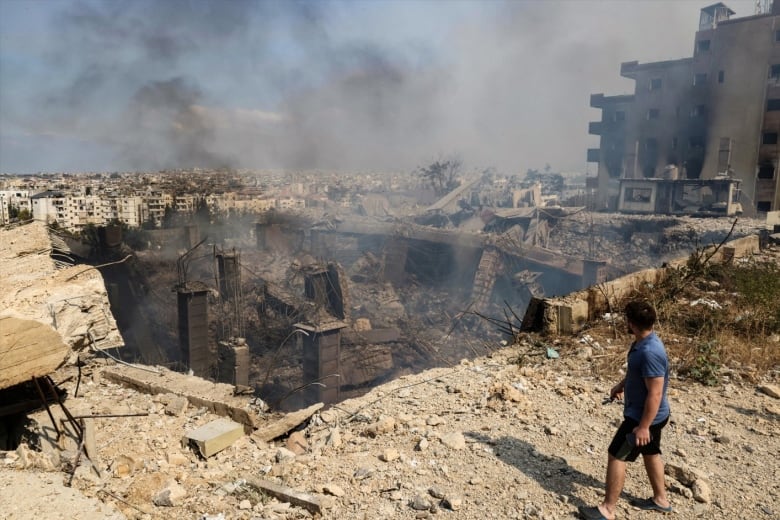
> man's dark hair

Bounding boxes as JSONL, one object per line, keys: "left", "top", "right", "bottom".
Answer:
{"left": 625, "top": 300, "right": 656, "bottom": 330}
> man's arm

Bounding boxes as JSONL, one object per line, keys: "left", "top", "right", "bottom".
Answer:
{"left": 633, "top": 376, "right": 664, "bottom": 445}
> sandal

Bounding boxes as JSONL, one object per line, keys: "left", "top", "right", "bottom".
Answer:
{"left": 630, "top": 497, "right": 673, "bottom": 513}
{"left": 578, "top": 505, "right": 613, "bottom": 520}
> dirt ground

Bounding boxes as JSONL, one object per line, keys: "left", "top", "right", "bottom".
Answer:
{"left": 2, "top": 329, "right": 778, "bottom": 520}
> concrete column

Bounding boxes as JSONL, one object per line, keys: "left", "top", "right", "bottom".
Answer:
{"left": 296, "top": 321, "right": 347, "bottom": 406}
{"left": 382, "top": 238, "right": 409, "bottom": 285}
{"left": 177, "top": 287, "right": 211, "bottom": 377}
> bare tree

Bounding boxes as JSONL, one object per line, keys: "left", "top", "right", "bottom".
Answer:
{"left": 418, "top": 157, "right": 462, "bottom": 196}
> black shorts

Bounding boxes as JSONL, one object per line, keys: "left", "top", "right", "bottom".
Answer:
{"left": 608, "top": 416, "right": 669, "bottom": 462}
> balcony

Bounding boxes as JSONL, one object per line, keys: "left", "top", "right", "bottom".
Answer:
{"left": 620, "top": 61, "right": 639, "bottom": 79}
{"left": 588, "top": 122, "right": 603, "bottom": 135}
{"left": 587, "top": 148, "right": 600, "bottom": 163}
{"left": 590, "top": 93, "right": 605, "bottom": 109}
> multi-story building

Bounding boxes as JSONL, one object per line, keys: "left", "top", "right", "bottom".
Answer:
{"left": 589, "top": 1, "right": 780, "bottom": 215}
{"left": 0, "top": 189, "right": 32, "bottom": 224}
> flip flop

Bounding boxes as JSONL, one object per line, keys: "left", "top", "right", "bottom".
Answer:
{"left": 578, "top": 505, "right": 612, "bottom": 520}
{"left": 631, "top": 497, "right": 673, "bottom": 513}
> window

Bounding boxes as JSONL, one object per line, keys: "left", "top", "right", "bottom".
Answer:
{"left": 718, "top": 70, "right": 724, "bottom": 83}
{"left": 776, "top": 29, "right": 780, "bottom": 42}
{"left": 758, "top": 164, "right": 775, "bottom": 179}
{"left": 649, "top": 78, "right": 662, "bottom": 91}
{"left": 689, "top": 136, "right": 705, "bottom": 148}
{"left": 626, "top": 188, "right": 652, "bottom": 203}
{"left": 613, "top": 110, "right": 626, "bottom": 122}
{"left": 763, "top": 132, "right": 779, "bottom": 145}
{"left": 697, "top": 39, "right": 711, "bottom": 52}
{"left": 768, "top": 99, "right": 780, "bottom": 111}
{"left": 694, "top": 73, "right": 708, "bottom": 86}
{"left": 647, "top": 108, "right": 660, "bottom": 120}
{"left": 771, "top": 64, "right": 780, "bottom": 79}
{"left": 757, "top": 201, "right": 771, "bottom": 212}
{"left": 690, "top": 105, "right": 707, "bottom": 117}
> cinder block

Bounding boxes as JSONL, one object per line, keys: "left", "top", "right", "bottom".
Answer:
{"left": 184, "top": 418, "right": 244, "bottom": 458}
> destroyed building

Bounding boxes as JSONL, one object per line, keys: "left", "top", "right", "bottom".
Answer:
{"left": 589, "top": 1, "right": 780, "bottom": 215}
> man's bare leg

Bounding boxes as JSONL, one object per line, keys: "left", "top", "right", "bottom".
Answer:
{"left": 598, "top": 454, "right": 624, "bottom": 519}
{"left": 642, "top": 454, "right": 670, "bottom": 508}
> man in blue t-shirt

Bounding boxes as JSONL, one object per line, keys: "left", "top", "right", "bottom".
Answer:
{"left": 579, "top": 300, "right": 672, "bottom": 520}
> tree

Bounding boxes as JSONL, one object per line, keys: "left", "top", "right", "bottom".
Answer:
{"left": 162, "top": 205, "right": 178, "bottom": 229}
{"left": 418, "top": 158, "right": 462, "bottom": 196}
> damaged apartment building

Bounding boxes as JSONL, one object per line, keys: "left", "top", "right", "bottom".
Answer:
{"left": 588, "top": 1, "right": 780, "bottom": 216}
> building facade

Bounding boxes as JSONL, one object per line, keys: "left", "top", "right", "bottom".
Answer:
{"left": 589, "top": 2, "right": 780, "bottom": 215}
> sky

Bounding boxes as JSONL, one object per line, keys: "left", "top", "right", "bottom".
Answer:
{"left": 0, "top": 0, "right": 761, "bottom": 175}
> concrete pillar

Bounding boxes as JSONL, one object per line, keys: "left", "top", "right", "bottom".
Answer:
{"left": 184, "top": 224, "right": 200, "bottom": 249}
{"left": 217, "top": 338, "right": 250, "bottom": 388}
{"left": 382, "top": 238, "right": 409, "bottom": 285}
{"left": 216, "top": 250, "right": 240, "bottom": 301}
{"left": 582, "top": 258, "right": 608, "bottom": 288}
{"left": 295, "top": 321, "right": 347, "bottom": 406}
{"left": 177, "top": 287, "right": 211, "bottom": 377}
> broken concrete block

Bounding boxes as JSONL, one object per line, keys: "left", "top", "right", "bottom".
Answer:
{"left": 184, "top": 418, "right": 244, "bottom": 458}
{"left": 165, "top": 396, "right": 189, "bottom": 416}
{"left": 286, "top": 431, "right": 308, "bottom": 455}
{"left": 153, "top": 480, "right": 187, "bottom": 507}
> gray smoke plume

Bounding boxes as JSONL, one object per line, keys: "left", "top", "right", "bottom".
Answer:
{"left": 2, "top": 0, "right": 760, "bottom": 173}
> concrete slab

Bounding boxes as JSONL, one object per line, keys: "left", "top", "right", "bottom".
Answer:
{"left": 184, "top": 418, "right": 244, "bottom": 458}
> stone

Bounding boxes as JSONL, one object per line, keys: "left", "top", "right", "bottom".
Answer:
{"left": 286, "top": 431, "right": 308, "bottom": 455}
{"left": 416, "top": 438, "right": 429, "bottom": 451}
{"left": 164, "top": 396, "right": 189, "bottom": 416}
{"left": 489, "top": 382, "right": 525, "bottom": 402}
{"left": 758, "top": 384, "right": 780, "bottom": 399}
{"left": 428, "top": 486, "right": 445, "bottom": 499}
{"left": 153, "top": 481, "right": 187, "bottom": 507}
{"left": 365, "top": 416, "right": 396, "bottom": 437}
{"left": 323, "top": 484, "right": 345, "bottom": 497}
{"left": 380, "top": 448, "right": 399, "bottom": 462}
{"left": 275, "top": 447, "right": 297, "bottom": 462}
{"left": 426, "top": 415, "right": 445, "bottom": 426}
{"left": 442, "top": 496, "right": 462, "bottom": 511}
{"left": 713, "top": 435, "right": 731, "bottom": 444}
{"left": 326, "top": 428, "right": 342, "bottom": 448}
{"left": 238, "top": 499, "right": 252, "bottom": 510}
{"left": 353, "top": 467, "right": 373, "bottom": 480}
{"left": 166, "top": 452, "right": 189, "bottom": 466}
{"left": 184, "top": 418, "right": 244, "bottom": 458}
{"left": 113, "top": 454, "right": 137, "bottom": 478}
{"left": 692, "top": 479, "right": 711, "bottom": 503}
{"left": 440, "top": 432, "right": 466, "bottom": 450}
{"left": 665, "top": 463, "right": 705, "bottom": 487}
{"left": 410, "top": 495, "right": 432, "bottom": 511}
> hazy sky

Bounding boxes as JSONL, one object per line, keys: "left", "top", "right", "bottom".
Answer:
{"left": 0, "top": 0, "right": 759, "bottom": 175}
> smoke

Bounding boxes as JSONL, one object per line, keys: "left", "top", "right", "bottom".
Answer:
{"left": 0, "top": 0, "right": 760, "bottom": 173}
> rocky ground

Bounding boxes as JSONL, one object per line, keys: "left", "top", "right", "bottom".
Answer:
{"left": 2, "top": 330, "right": 778, "bottom": 520}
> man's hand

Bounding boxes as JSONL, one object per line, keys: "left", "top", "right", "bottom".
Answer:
{"left": 632, "top": 425, "right": 652, "bottom": 446}
{"left": 609, "top": 381, "right": 625, "bottom": 401}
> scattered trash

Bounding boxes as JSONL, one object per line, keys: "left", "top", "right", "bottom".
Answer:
{"left": 546, "top": 347, "right": 560, "bottom": 359}
{"left": 690, "top": 298, "right": 722, "bottom": 310}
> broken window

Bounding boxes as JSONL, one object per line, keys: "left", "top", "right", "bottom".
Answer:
{"left": 693, "top": 73, "right": 708, "bottom": 86}
{"left": 757, "top": 201, "right": 772, "bottom": 212}
{"left": 763, "top": 132, "right": 779, "bottom": 145}
{"left": 689, "top": 136, "right": 705, "bottom": 148}
{"left": 718, "top": 70, "right": 725, "bottom": 83}
{"left": 758, "top": 163, "right": 775, "bottom": 179}
{"left": 768, "top": 99, "right": 780, "bottom": 111}
{"left": 613, "top": 110, "right": 626, "bottom": 122}
{"left": 771, "top": 64, "right": 780, "bottom": 79}
{"left": 647, "top": 108, "right": 660, "bottom": 120}
{"left": 690, "top": 105, "right": 707, "bottom": 117}
{"left": 696, "top": 39, "right": 711, "bottom": 53}
{"left": 649, "top": 78, "right": 662, "bottom": 91}
{"left": 625, "top": 188, "right": 652, "bottom": 203}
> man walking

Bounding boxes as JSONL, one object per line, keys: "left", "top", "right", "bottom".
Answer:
{"left": 579, "top": 300, "right": 672, "bottom": 520}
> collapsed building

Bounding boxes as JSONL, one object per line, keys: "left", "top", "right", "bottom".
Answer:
{"left": 589, "top": 1, "right": 780, "bottom": 216}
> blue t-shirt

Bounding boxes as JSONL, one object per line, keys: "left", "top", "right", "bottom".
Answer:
{"left": 624, "top": 331, "right": 670, "bottom": 425}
